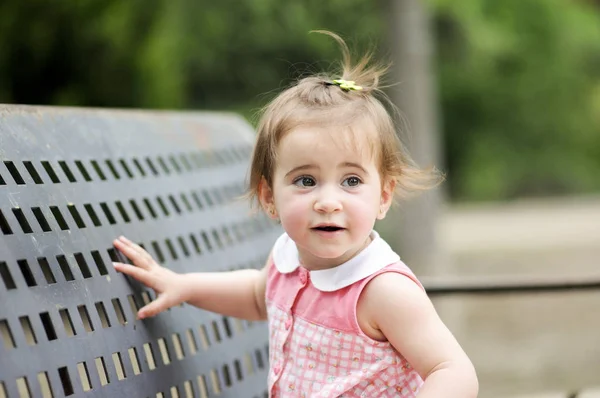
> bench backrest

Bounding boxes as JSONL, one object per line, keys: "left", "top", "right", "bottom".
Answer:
{"left": 0, "top": 105, "right": 277, "bottom": 398}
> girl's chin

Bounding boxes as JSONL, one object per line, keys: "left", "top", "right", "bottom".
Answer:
{"left": 301, "top": 248, "right": 351, "bottom": 266}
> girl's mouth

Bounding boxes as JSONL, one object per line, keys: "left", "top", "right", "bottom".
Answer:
{"left": 312, "top": 226, "right": 344, "bottom": 232}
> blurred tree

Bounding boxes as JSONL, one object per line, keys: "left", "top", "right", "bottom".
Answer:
{"left": 0, "top": 0, "right": 383, "bottom": 111}
{"left": 430, "top": 0, "right": 600, "bottom": 200}
{"left": 380, "top": 0, "right": 446, "bottom": 274}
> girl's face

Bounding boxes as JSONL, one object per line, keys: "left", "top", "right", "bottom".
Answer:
{"left": 260, "top": 125, "right": 394, "bottom": 270}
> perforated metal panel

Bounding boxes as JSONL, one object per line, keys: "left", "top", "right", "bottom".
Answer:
{"left": 0, "top": 105, "right": 277, "bottom": 398}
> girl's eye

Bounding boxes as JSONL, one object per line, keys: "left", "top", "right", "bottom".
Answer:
{"left": 342, "top": 176, "right": 362, "bottom": 187}
{"left": 294, "top": 176, "right": 316, "bottom": 187}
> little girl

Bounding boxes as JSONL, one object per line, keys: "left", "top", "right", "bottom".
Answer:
{"left": 113, "top": 32, "right": 478, "bottom": 397}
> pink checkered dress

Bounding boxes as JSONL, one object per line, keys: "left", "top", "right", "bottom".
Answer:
{"left": 265, "top": 232, "right": 424, "bottom": 397}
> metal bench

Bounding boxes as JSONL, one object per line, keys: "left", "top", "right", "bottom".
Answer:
{"left": 0, "top": 105, "right": 279, "bottom": 398}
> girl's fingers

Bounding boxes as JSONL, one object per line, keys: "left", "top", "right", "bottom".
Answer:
{"left": 113, "top": 241, "right": 149, "bottom": 269}
{"left": 119, "top": 236, "right": 156, "bottom": 265}
{"left": 113, "top": 262, "right": 154, "bottom": 287}
{"left": 113, "top": 239, "right": 154, "bottom": 270}
{"left": 118, "top": 236, "right": 146, "bottom": 256}
{"left": 137, "top": 294, "right": 169, "bottom": 319}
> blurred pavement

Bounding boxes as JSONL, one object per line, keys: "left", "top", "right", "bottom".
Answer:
{"left": 434, "top": 196, "right": 600, "bottom": 397}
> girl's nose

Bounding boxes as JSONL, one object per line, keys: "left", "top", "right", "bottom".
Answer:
{"left": 313, "top": 187, "right": 343, "bottom": 213}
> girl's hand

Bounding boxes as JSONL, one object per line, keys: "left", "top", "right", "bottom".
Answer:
{"left": 112, "top": 236, "right": 186, "bottom": 319}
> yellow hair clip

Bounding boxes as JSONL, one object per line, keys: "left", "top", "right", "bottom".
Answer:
{"left": 330, "top": 79, "right": 363, "bottom": 92}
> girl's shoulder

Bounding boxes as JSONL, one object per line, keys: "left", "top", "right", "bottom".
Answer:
{"left": 355, "top": 262, "right": 428, "bottom": 341}
{"left": 357, "top": 260, "right": 424, "bottom": 292}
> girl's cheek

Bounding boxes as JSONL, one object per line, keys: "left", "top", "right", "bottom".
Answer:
{"left": 281, "top": 196, "right": 306, "bottom": 216}
{"left": 279, "top": 203, "right": 307, "bottom": 235}
{"left": 279, "top": 194, "right": 308, "bottom": 216}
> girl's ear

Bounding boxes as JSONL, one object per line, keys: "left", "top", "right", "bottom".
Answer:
{"left": 377, "top": 178, "right": 396, "bottom": 220}
{"left": 258, "top": 177, "right": 278, "bottom": 219}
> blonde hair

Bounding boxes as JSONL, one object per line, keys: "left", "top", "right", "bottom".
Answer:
{"left": 247, "top": 31, "right": 442, "bottom": 208}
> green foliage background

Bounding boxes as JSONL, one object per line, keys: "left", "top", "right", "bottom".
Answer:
{"left": 1, "top": 0, "right": 599, "bottom": 202}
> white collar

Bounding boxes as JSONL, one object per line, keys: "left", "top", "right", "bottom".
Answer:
{"left": 272, "top": 231, "right": 400, "bottom": 292}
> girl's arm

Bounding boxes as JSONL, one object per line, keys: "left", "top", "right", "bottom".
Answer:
{"left": 180, "top": 267, "right": 269, "bottom": 321}
{"left": 359, "top": 272, "right": 479, "bottom": 398}
{"left": 112, "top": 236, "right": 269, "bottom": 321}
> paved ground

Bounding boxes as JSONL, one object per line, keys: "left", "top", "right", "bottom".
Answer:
{"left": 433, "top": 196, "right": 600, "bottom": 397}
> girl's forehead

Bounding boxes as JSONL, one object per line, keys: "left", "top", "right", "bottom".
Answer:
{"left": 278, "top": 124, "right": 378, "bottom": 160}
